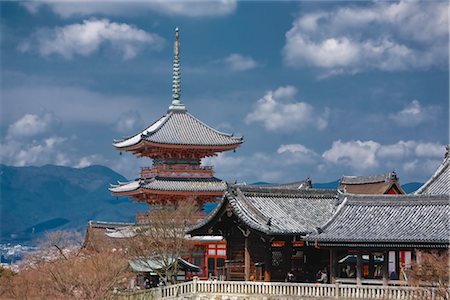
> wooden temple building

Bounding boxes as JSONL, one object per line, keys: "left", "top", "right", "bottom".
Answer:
{"left": 339, "top": 171, "right": 404, "bottom": 194}
{"left": 102, "top": 28, "right": 242, "bottom": 279}
{"left": 189, "top": 147, "right": 450, "bottom": 284}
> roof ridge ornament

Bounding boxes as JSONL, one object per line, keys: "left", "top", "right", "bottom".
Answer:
{"left": 169, "top": 27, "right": 186, "bottom": 112}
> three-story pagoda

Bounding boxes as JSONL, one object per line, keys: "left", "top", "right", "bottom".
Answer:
{"left": 109, "top": 28, "right": 243, "bottom": 207}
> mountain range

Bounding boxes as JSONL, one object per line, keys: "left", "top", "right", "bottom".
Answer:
{"left": 0, "top": 164, "right": 146, "bottom": 243}
{"left": 0, "top": 164, "right": 423, "bottom": 244}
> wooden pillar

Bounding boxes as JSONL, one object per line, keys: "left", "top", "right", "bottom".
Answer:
{"left": 369, "top": 253, "right": 374, "bottom": 279}
{"left": 244, "top": 236, "right": 250, "bottom": 281}
{"left": 284, "top": 240, "right": 292, "bottom": 279}
{"left": 382, "top": 250, "right": 389, "bottom": 286}
{"left": 356, "top": 251, "right": 363, "bottom": 285}
{"left": 395, "top": 250, "right": 400, "bottom": 280}
{"left": 330, "top": 248, "right": 336, "bottom": 283}
{"left": 264, "top": 243, "right": 271, "bottom": 282}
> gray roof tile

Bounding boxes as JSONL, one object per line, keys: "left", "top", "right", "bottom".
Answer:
{"left": 110, "top": 177, "right": 226, "bottom": 193}
{"left": 114, "top": 110, "right": 243, "bottom": 148}
{"left": 190, "top": 186, "right": 339, "bottom": 235}
{"left": 415, "top": 148, "right": 450, "bottom": 195}
{"left": 307, "top": 194, "right": 450, "bottom": 244}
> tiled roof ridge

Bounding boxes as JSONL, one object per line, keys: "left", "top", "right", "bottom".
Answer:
{"left": 151, "top": 176, "right": 223, "bottom": 182}
{"left": 340, "top": 173, "right": 391, "bottom": 184}
{"left": 415, "top": 147, "right": 450, "bottom": 195}
{"left": 234, "top": 187, "right": 271, "bottom": 229}
{"left": 113, "top": 113, "right": 168, "bottom": 144}
{"left": 344, "top": 194, "right": 448, "bottom": 206}
{"left": 238, "top": 185, "right": 336, "bottom": 196}
{"left": 316, "top": 197, "right": 349, "bottom": 232}
{"left": 141, "top": 110, "right": 175, "bottom": 139}
{"left": 88, "top": 220, "right": 135, "bottom": 228}
{"left": 344, "top": 193, "right": 447, "bottom": 200}
{"left": 185, "top": 111, "right": 243, "bottom": 140}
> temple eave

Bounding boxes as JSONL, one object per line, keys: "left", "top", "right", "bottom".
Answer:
{"left": 116, "top": 140, "right": 241, "bottom": 155}
{"left": 116, "top": 189, "right": 224, "bottom": 196}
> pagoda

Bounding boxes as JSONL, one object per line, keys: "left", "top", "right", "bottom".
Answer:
{"left": 109, "top": 28, "right": 243, "bottom": 207}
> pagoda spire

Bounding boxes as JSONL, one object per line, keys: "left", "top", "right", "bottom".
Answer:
{"left": 169, "top": 27, "right": 185, "bottom": 111}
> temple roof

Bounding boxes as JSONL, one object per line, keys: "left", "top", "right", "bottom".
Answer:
{"left": 113, "top": 110, "right": 243, "bottom": 149}
{"left": 306, "top": 194, "right": 450, "bottom": 246}
{"left": 415, "top": 146, "right": 450, "bottom": 195}
{"left": 189, "top": 185, "right": 340, "bottom": 236}
{"left": 254, "top": 178, "right": 312, "bottom": 190}
{"left": 339, "top": 172, "right": 404, "bottom": 194}
{"left": 109, "top": 176, "right": 227, "bottom": 194}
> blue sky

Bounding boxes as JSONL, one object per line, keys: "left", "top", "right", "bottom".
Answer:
{"left": 1, "top": 1, "right": 448, "bottom": 184}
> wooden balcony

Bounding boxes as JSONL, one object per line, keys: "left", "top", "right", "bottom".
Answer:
{"left": 117, "top": 278, "right": 447, "bottom": 299}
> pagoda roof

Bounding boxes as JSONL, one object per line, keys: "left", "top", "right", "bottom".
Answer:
{"left": 189, "top": 185, "right": 340, "bottom": 236}
{"left": 113, "top": 109, "right": 243, "bottom": 149}
{"left": 109, "top": 176, "right": 227, "bottom": 194}
{"left": 415, "top": 146, "right": 450, "bottom": 195}
{"left": 306, "top": 194, "right": 450, "bottom": 247}
{"left": 339, "top": 172, "right": 404, "bottom": 194}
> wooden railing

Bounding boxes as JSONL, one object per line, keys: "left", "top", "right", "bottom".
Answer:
{"left": 116, "top": 278, "right": 448, "bottom": 300}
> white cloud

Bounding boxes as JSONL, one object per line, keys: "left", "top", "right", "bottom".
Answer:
{"left": 322, "top": 139, "right": 446, "bottom": 173}
{"left": 283, "top": 1, "right": 448, "bottom": 74}
{"left": 2, "top": 85, "right": 146, "bottom": 125}
{"left": 245, "top": 86, "right": 329, "bottom": 131}
{"left": 222, "top": 53, "right": 258, "bottom": 71}
{"left": 19, "top": 19, "right": 164, "bottom": 60}
{"left": 7, "top": 112, "right": 59, "bottom": 139}
{"left": 1, "top": 136, "right": 67, "bottom": 166}
{"left": 322, "top": 140, "right": 381, "bottom": 170}
{"left": 1, "top": 113, "right": 104, "bottom": 168}
{"left": 115, "top": 111, "right": 143, "bottom": 133}
{"left": 75, "top": 154, "right": 104, "bottom": 168}
{"left": 22, "top": 0, "right": 237, "bottom": 18}
{"left": 389, "top": 100, "right": 440, "bottom": 127}
{"left": 277, "top": 144, "right": 319, "bottom": 165}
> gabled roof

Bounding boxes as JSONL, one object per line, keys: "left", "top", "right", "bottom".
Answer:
{"left": 415, "top": 146, "right": 450, "bottom": 195}
{"left": 189, "top": 185, "right": 340, "bottom": 236}
{"left": 306, "top": 194, "right": 450, "bottom": 247}
{"left": 113, "top": 110, "right": 243, "bottom": 149}
{"left": 341, "top": 173, "right": 392, "bottom": 184}
{"left": 339, "top": 172, "right": 404, "bottom": 194}
{"left": 109, "top": 177, "right": 227, "bottom": 194}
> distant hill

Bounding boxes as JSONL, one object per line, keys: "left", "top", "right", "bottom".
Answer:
{"left": 401, "top": 182, "right": 423, "bottom": 194}
{"left": 0, "top": 164, "right": 146, "bottom": 243}
{"left": 312, "top": 180, "right": 340, "bottom": 189}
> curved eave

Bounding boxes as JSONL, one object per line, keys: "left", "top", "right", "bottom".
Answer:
{"left": 111, "top": 188, "right": 225, "bottom": 197}
{"left": 114, "top": 139, "right": 243, "bottom": 153}
{"left": 189, "top": 188, "right": 314, "bottom": 237}
{"left": 307, "top": 237, "right": 450, "bottom": 244}
{"left": 113, "top": 114, "right": 169, "bottom": 149}
{"left": 309, "top": 242, "right": 450, "bottom": 248}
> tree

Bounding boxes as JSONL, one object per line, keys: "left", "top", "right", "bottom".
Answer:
{"left": 127, "top": 197, "right": 198, "bottom": 284}
{"left": 3, "top": 230, "right": 133, "bottom": 300}
{"left": 408, "top": 250, "right": 450, "bottom": 300}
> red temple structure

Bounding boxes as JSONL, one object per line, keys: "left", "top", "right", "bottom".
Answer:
{"left": 106, "top": 28, "right": 242, "bottom": 280}
{"left": 109, "top": 28, "right": 243, "bottom": 208}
